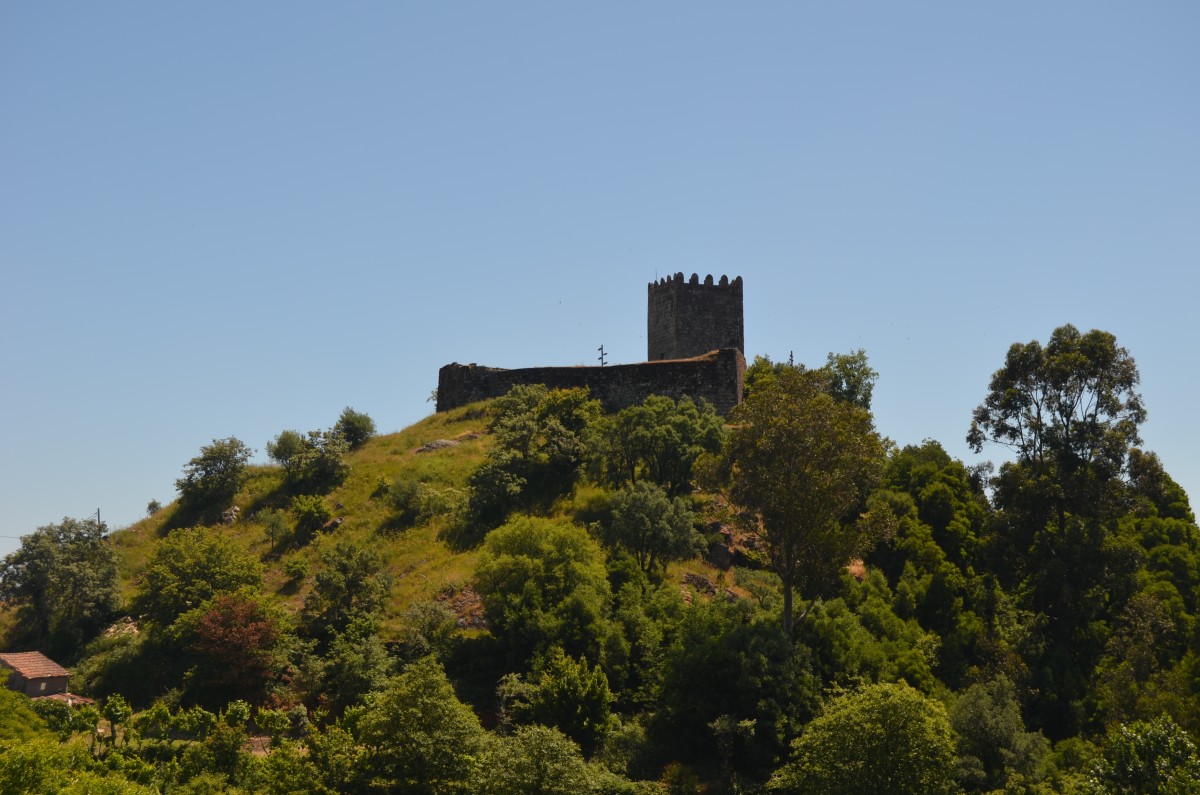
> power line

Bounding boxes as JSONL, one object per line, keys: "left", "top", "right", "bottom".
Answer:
{"left": 1, "top": 508, "right": 108, "bottom": 542}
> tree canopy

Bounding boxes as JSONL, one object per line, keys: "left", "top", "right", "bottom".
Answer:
{"left": 474, "top": 515, "right": 611, "bottom": 666}
{"left": 132, "top": 527, "right": 263, "bottom": 627}
{"left": 768, "top": 682, "right": 958, "bottom": 795}
{"left": 0, "top": 516, "right": 119, "bottom": 652}
{"left": 602, "top": 481, "right": 700, "bottom": 576}
{"left": 175, "top": 437, "right": 253, "bottom": 520}
{"left": 968, "top": 323, "right": 1145, "bottom": 526}
{"left": 596, "top": 394, "right": 725, "bottom": 496}
{"left": 334, "top": 406, "right": 377, "bottom": 450}
{"left": 710, "top": 367, "right": 890, "bottom": 635}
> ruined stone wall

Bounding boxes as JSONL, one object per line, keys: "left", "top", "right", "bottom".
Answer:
{"left": 437, "top": 348, "right": 746, "bottom": 416}
{"left": 647, "top": 273, "right": 744, "bottom": 361}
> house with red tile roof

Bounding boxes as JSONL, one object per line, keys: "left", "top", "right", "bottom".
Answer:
{"left": 0, "top": 651, "right": 93, "bottom": 705}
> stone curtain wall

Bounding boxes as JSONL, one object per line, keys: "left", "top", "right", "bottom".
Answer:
{"left": 647, "top": 274, "right": 744, "bottom": 361}
{"left": 436, "top": 349, "right": 746, "bottom": 416}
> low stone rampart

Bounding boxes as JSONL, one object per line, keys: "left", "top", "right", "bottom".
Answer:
{"left": 436, "top": 348, "right": 746, "bottom": 415}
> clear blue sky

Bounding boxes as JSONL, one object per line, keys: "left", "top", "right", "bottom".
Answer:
{"left": 3, "top": 3, "right": 1198, "bottom": 555}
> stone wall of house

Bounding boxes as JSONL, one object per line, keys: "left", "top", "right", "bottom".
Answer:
{"left": 2, "top": 671, "right": 69, "bottom": 697}
{"left": 436, "top": 348, "right": 746, "bottom": 415}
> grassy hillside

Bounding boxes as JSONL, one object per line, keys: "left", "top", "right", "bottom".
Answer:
{"left": 94, "top": 402, "right": 731, "bottom": 639}
{"left": 106, "top": 403, "right": 493, "bottom": 632}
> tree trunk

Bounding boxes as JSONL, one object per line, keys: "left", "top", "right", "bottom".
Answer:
{"left": 782, "top": 577, "right": 794, "bottom": 637}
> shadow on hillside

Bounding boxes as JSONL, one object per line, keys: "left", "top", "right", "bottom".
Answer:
{"left": 438, "top": 520, "right": 489, "bottom": 553}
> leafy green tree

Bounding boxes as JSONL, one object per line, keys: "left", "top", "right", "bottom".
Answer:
{"left": 266, "top": 429, "right": 308, "bottom": 467}
{"left": 742, "top": 354, "right": 789, "bottom": 400}
{"left": 341, "top": 656, "right": 484, "bottom": 795}
{"left": 821, "top": 349, "right": 879, "bottom": 410}
{"left": 710, "top": 714, "right": 758, "bottom": 794}
{"left": 968, "top": 324, "right": 1146, "bottom": 535}
{"left": 304, "top": 723, "right": 366, "bottom": 793}
{"left": 656, "top": 598, "right": 819, "bottom": 776}
{"left": 467, "top": 386, "right": 601, "bottom": 532}
{"left": 509, "top": 650, "right": 614, "bottom": 756}
{"left": 866, "top": 441, "right": 996, "bottom": 689}
{"left": 1127, "top": 449, "right": 1196, "bottom": 523}
{"left": 292, "top": 494, "right": 332, "bottom": 540}
{"left": 474, "top": 725, "right": 596, "bottom": 795}
{"left": 878, "top": 441, "right": 987, "bottom": 567}
{"left": 254, "top": 707, "right": 292, "bottom": 744}
{"left": 0, "top": 736, "right": 157, "bottom": 795}
{"left": 102, "top": 694, "right": 132, "bottom": 747}
{"left": 968, "top": 326, "right": 1158, "bottom": 738}
{"left": 223, "top": 699, "right": 252, "bottom": 728}
{"left": 396, "top": 600, "right": 460, "bottom": 664}
{"left": 132, "top": 700, "right": 173, "bottom": 745}
{"left": 299, "top": 541, "right": 391, "bottom": 651}
{"left": 597, "top": 395, "right": 725, "bottom": 496}
{"left": 175, "top": 437, "right": 253, "bottom": 520}
{"left": 604, "top": 578, "right": 686, "bottom": 715}
{"left": 950, "top": 676, "right": 1049, "bottom": 792}
{"left": 743, "top": 349, "right": 878, "bottom": 410}
{"left": 260, "top": 507, "right": 290, "bottom": 547}
{"left": 474, "top": 516, "right": 612, "bottom": 667}
{"left": 334, "top": 406, "right": 376, "bottom": 450}
{"left": 311, "top": 630, "right": 395, "bottom": 717}
{"left": 796, "top": 569, "right": 942, "bottom": 694}
{"left": 1092, "top": 590, "right": 1186, "bottom": 726}
{"left": 708, "top": 367, "right": 890, "bottom": 635}
{"left": 76, "top": 704, "right": 103, "bottom": 754}
{"left": 768, "top": 682, "right": 958, "bottom": 795}
{"left": 132, "top": 527, "right": 263, "bottom": 627}
{"left": 1082, "top": 716, "right": 1200, "bottom": 794}
{"left": 177, "top": 717, "right": 253, "bottom": 788}
{"left": 30, "top": 698, "right": 78, "bottom": 741}
{"left": 603, "top": 481, "right": 700, "bottom": 576}
{"left": 0, "top": 516, "right": 119, "bottom": 650}
{"left": 251, "top": 739, "right": 328, "bottom": 795}
{"left": 171, "top": 704, "right": 218, "bottom": 741}
{"left": 284, "top": 431, "right": 351, "bottom": 495}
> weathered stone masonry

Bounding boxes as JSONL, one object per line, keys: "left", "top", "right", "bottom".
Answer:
{"left": 436, "top": 273, "right": 746, "bottom": 415}
{"left": 437, "top": 348, "right": 746, "bottom": 416}
{"left": 648, "top": 273, "right": 743, "bottom": 361}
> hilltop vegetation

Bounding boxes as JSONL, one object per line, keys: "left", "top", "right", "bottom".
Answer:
{"left": 3, "top": 326, "right": 1200, "bottom": 794}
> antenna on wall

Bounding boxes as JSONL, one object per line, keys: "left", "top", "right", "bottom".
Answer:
{"left": 598, "top": 345, "right": 607, "bottom": 366}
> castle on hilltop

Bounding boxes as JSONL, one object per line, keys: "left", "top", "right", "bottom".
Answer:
{"left": 436, "top": 273, "right": 746, "bottom": 415}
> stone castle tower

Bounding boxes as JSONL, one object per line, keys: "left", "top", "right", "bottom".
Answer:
{"left": 647, "top": 273, "right": 744, "bottom": 361}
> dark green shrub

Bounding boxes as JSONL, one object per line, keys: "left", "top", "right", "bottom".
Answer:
{"left": 292, "top": 495, "right": 332, "bottom": 539}
{"left": 335, "top": 407, "right": 377, "bottom": 449}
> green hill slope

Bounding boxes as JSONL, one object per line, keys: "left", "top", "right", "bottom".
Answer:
{"left": 107, "top": 403, "right": 493, "bottom": 632}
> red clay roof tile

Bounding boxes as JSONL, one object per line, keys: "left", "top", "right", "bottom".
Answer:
{"left": 0, "top": 651, "right": 70, "bottom": 679}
